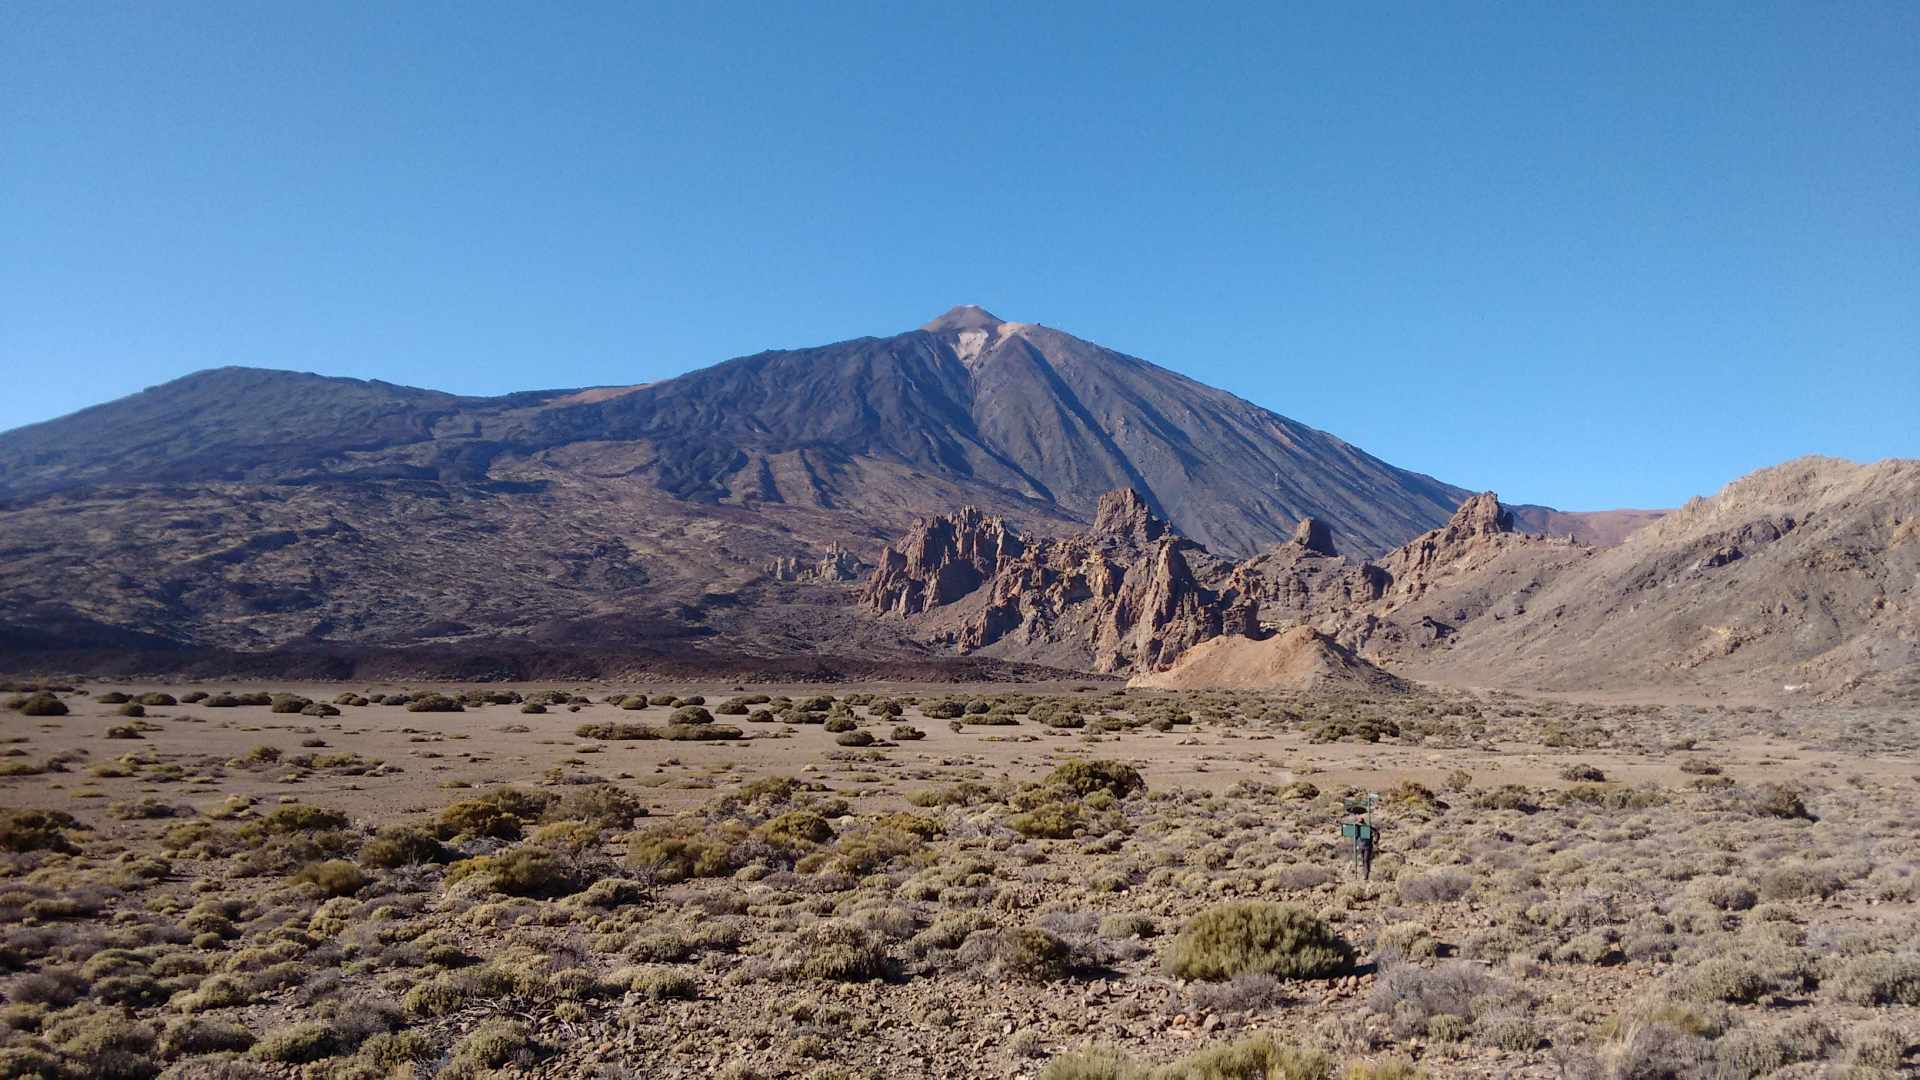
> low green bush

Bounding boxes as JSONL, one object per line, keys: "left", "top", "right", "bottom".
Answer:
{"left": 1165, "top": 902, "right": 1353, "bottom": 982}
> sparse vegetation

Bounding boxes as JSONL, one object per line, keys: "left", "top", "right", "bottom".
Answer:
{"left": 0, "top": 680, "right": 1906, "bottom": 1078}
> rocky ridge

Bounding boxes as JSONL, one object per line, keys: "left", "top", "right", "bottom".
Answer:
{"left": 863, "top": 491, "right": 1257, "bottom": 673}
{"left": 864, "top": 457, "right": 1920, "bottom": 701}
{"left": 860, "top": 487, "right": 1566, "bottom": 676}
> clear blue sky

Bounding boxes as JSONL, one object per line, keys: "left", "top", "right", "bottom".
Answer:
{"left": 4, "top": 3, "right": 1915, "bottom": 510}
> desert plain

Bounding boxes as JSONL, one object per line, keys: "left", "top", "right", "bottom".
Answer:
{"left": 0, "top": 679, "right": 1914, "bottom": 1079}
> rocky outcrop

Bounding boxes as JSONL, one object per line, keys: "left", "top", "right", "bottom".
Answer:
{"left": 860, "top": 508, "right": 1024, "bottom": 616}
{"left": 862, "top": 465, "right": 1920, "bottom": 700}
{"left": 1091, "top": 488, "right": 1168, "bottom": 545}
{"left": 1252, "top": 491, "right": 1583, "bottom": 653}
{"left": 867, "top": 488, "right": 1587, "bottom": 680}
{"left": 1289, "top": 517, "right": 1337, "bottom": 556}
{"left": 863, "top": 490, "right": 1258, "bottom": 673}
{"left": 768, "top": 544, "right": 868, "bottom": 583}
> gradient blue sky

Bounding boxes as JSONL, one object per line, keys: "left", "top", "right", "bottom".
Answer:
{"left": 4, "top": 3, "right": 1915, "bottom": 509}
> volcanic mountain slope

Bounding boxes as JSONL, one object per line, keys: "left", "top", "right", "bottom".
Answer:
{"left": 1410, "top": 457, "right": 1920, "bottom": 700}
{"left": 0, "top": 306, "right": 1497, "bottom": 662}
{"left": 0, "top": 307, "right": 1473, "bottom": 555}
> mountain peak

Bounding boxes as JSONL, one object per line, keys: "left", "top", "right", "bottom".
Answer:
{"left": 921, "top": 305, "right": 1005, "bottom": 334}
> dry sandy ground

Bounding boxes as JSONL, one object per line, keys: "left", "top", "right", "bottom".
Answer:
{"left": 0, "top": 680, "right": 1915, "bottom": 1078}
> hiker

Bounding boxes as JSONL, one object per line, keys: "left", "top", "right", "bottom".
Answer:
{"left": 1341, "top": 805, "right": 1380, "bottom": 881}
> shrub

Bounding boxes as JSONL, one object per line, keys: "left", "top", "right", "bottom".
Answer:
{"left": 1471, "top": 785, "right": 1539, "bottom": 813}
{"left": 0, "top": 808, "right": 83, "bottom": 854}
{"left": 1166, "top": 902, "right": 1354, "bottom": 981}
{"left": 1366, "top": 961, "right": 1496, "bottom": 1038}
{"left": 665, "top": 723, "right": 742, "bottom": 741}
{"left": 823, "top": 714, "right": 858, "bottom": 733}
{"left": 251, "top": 1020, "right": 341, "bottom": 1063}
{"left": 262, "top": 804, "right": 350, "bottom": 832}
{"left": 963, "top": 927, "right": 1075, "bottom": 983}
{"left": 1756, "top": 864, "right": 1844, "bottom": 901}
{"left": 835, "top": 730, "right": 876, "bottom": 747}
{"left": 1712, "top": 1016, "right": 1838, "bottom": 1078}
{"left": 1308, "top": 715, "right": 1398, "bottom": 743}
{"left": 360, "top": 825, "right": 447, "bottom": 867}
{"left": 1047, "top": 760, "right": 1145, "bottom": 799}
{"left": 1745, "top": 784, "right": 1814, "bottom": 820}
{"left": 627, "top": 823, "right": 739, "bottom": 883}
{"left": 892, "top": 724, "right": 925, "bottom": 741}
{"left": 97, "top": 691, "right": 132, "bottom": 704}
{"left": 1397, "top": 870, "right": 1471, "bottom": 905}
{"left": 670, "top": 705, "right": 715, "bottom": 726}
{"left": 295, "top": 859, "right": 369, "bottom": 897}
{"left": 626, "top": 966, "right": 697, "bottom": 1000}
{"left": 1559, "top": 763, "right": 1606, "bottom": 782}
{"left": 1039, "top": 1035, "right": 1337, "bottom": 1080}
{"left": 1099, "top": 913, "right": 1156, "bottom": 939}
{"left": 159, "top": 1018, "right": 256, "bottom": 1058}
{"left": 1164, "top": 1034, "right": 1336, "bottom": 1080}
{"left": 1828, "top": 954, "right": 1920, "bottom": 1005}
{"left": 777, "top": 921, "right": 888, "bottom": 981}
{"left": 544, "top": 783, "right": 648, "bottom": 830}
{"left": 576, "top": 721, "right": 653, "bottom": 740}
{"left": 105, "top": 723, "right": 143, "bottom": 738}
{"left": 1686, "top": 876, "right": 1757, "bottom": 912}
{"left": 446, "top": 1019, "right": 539, "bottom": 1072}
{"left": 446, "top": 846, "right": 578, "bottom": 897}
{"left": 909, "top": 781, "right": 992, "bottom": 808}
{"left": 405, "top": 694, "right": 464, "bottom": 713}
{"left": 107, "top": 797, "right": 179, "bottom": 820}
{"left": 1011, "top": 799, "right": 1083, "bottom": 839}
{"left": 9, "top": 970, "right": 89, "bottom": 1006}
{"left": 759, "top": 810, "right": 835, "bottom": 847}
{"left": 269, "top": 694, "right": 312, "bottom": 714}
{"left": 437, "top": 787, "right": 552, "bottom": 840}
{"left": 1680, "top": 956, "right": 1771, "bottom": 1004}
{"left": 15, "top": 693, "right": 67, "bottom": 717}
{"left": 1038, "top": 1047, "right": 1137, "bottom": 1080}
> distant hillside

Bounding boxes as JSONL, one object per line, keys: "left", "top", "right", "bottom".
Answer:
{"left": 856, "top": 457, "right": 1916, "bottom": 701}
{"left": 1417, "top": 457, "right": 1920, "bottom": 700}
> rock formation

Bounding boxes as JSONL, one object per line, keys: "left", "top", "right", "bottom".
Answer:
{"left": 862, "top": 490, "right": 1258, "bottom": 673}
{"left": 1289, "top": 517, "right": 1337, "bottom": 556}
{"left": 861, "top": 508, "right": 1024, "bottom": 616}
{"left": 768, "top": 544, "right": 868, "bottom": 583}
{"left": 865, "top": 487, "right": 1591, "bottom": 680}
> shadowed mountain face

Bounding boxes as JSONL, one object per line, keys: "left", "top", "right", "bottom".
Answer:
{"left": 0, "top": 307, "right": 1561, "bottom": 664}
